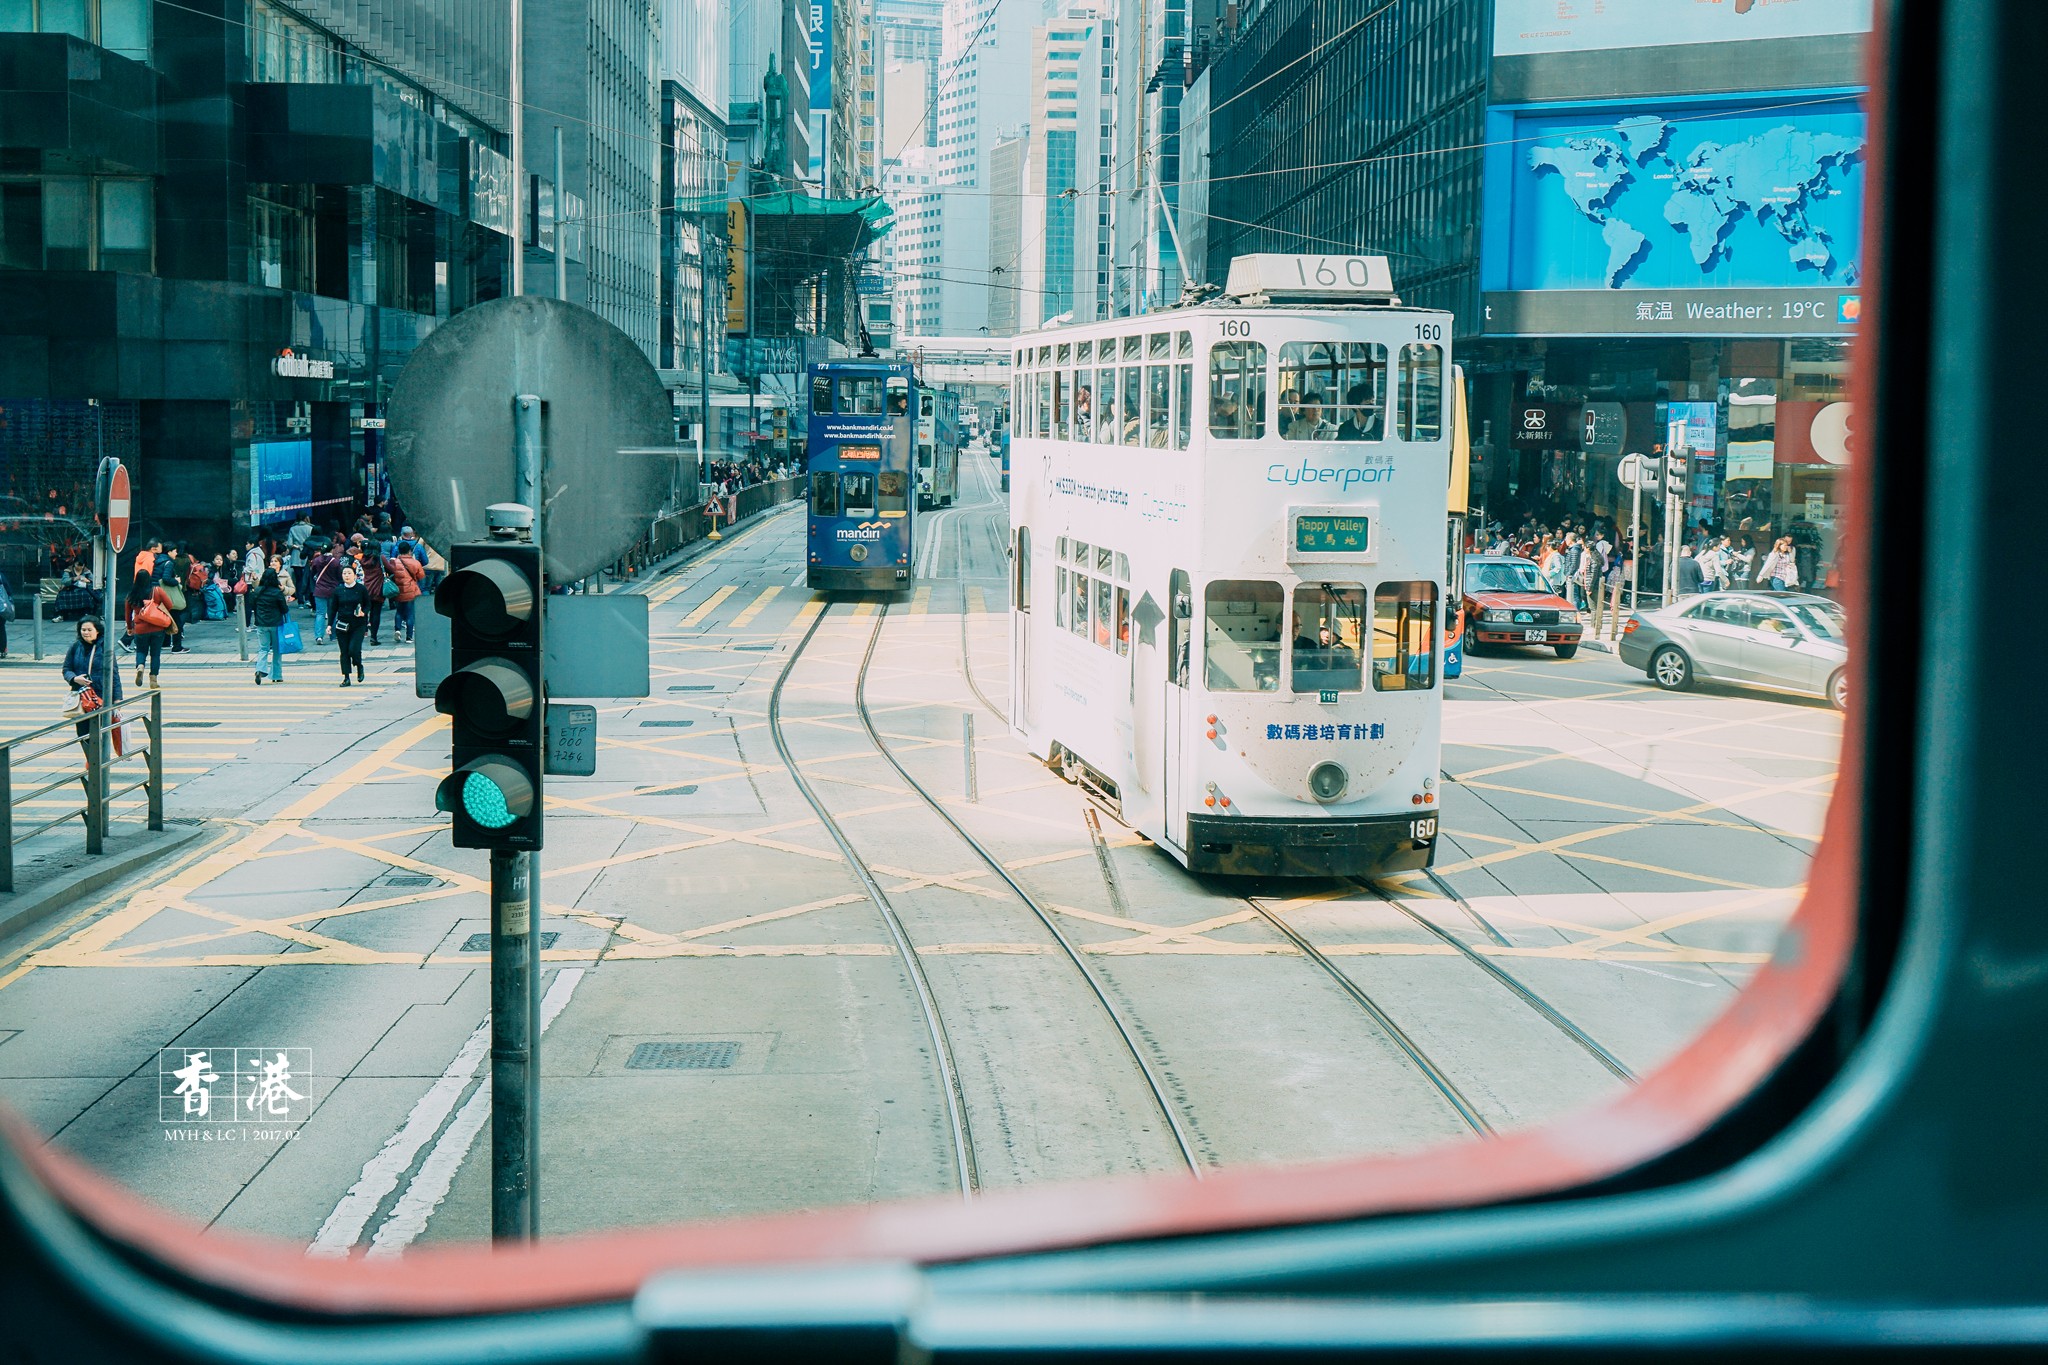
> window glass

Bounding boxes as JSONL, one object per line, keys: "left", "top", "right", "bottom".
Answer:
{"left": 1292, "top": 584, "right": 1367, "bottom": 693}
{"left": 1280, "top": 341, "right": 1386, "bottom": 442}
{"left": 1372, "top": 581, "right": 1439, "bottom": 691}
{"left": 888, "top": 378, "right": 911, "bottom": 415}
{"left": 841, "top": 472, "right": 877, "bottom": 516}
{"left": 1122, "top": 335, "right": 1141, "bottom": 360}
{"left": 1176, "top": 362, "right": 1192, "bottom": 449}
{"left": 1208, "top": 341, "right": 1267, "bottom": 439}
{"left": 1070, "top": 572, "right": 1089, "bottom": 637}
{"left": 920, "top": 392, "right": 935, "bottom": 418}
{"left": 99, "top": 0, "right": 152, "bottom": 61}
{"left": 42, "top": 177, "right": 90, "bottom": 270}
{"left": 843, "top": 377, "right": 884, "bottom": 414}
{"left": 1114, "top": 586, "right": 1131, "bottom": 656}
{"left": 1097, "top": 369, "right": 1119, "bottom": 443}
{"left": 1078, "top": 340, "right": 1092, "bottom": 363}
{"left": 1398, "top": 343, "right": 1442, "bottom": 441}
{"left": 1147, "top": 364, "right": 1171, "bottom": 448}
{"left": 1038, "top": 373, "right": 1052, "bottom": 438}
{"left": 1016, "top": 528, "right": 1031, "bottom": 612}
{"left": 40, "top": 0, "right": 86, "bottom": 37}
{"left": 1120, "top": 366, "right": 1142, "bottom": 445}
{"left": 1177, "top": 330, "right": 1192, "bottom": 357}
{"left": 1073, "top": 540, "right": 1089, "bottom": 564}
{"left": 1149, "top": 332, "right": 1169, "bottom": 358}
{"left": 1055, "top": 565, "right": 1069, "bottom": 628}
{"left": 1791, "top": 600, "right": 1846, "bottom": 641}
{"left": 1054, "top": 370, "right": 1068, "bottom": 440}
{"left": 1094, "top": 578, "right": 1114, "bottom": 649}
{"left": 878, "top": 470, "right": 907, "bottom": 513}
{"left": 811, "top": 471, "right": 840, "bottom": 516}
{"left": 1168, "top": 569, "right": 1192, "bottom": 687}
{"left": 1075, "top": 372, "right": 1096, "bottom": 440}
{"left": 1095, "top": 546, "right": 1112, "bottom": 574}
{"left": 1204, "top": 579, "right": 1282, "bottom": 692}
{"left": 1057, "top": 343, "right": 1071, "bottom": 366}
{"left": 812, "top": 375, "right": 834, "bottom": 414}
{"left": 1115, "top": 552, "right": 1130, "bottom": 579}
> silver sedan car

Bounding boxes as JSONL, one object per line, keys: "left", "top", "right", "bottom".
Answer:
{"left": 1617, "top": 591, "right": 1849, "bottom": 710}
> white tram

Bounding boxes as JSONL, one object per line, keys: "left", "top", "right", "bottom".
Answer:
{"left": 1007, "top": 255, "right": 1450, "bottom": 878}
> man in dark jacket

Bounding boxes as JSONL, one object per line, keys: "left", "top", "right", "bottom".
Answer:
{"left": 1676, "top": 544, "right": 1704, "bottom": 597}
{"left": 248, "top": 569, "right": 291, "bottom": 684}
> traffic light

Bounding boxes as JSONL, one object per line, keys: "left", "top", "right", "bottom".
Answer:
{"left": 433, "top": 542, "right": 544, "bottom": 850}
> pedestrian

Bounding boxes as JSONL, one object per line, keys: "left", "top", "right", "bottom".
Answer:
{"left": 242, "top": 539, "right": 264, "bottom": 585}
{"left": 354, "top": 537, "right": 388, "bottom": 645}
{"left": 61, "top": 617, "right": 121, "bottom": 782}
{"left": 0, "top": 565, "right": 12, "bottom": 657}
{"left": 286, "top": 513, "right": 314, "bottom": 569}
{"left": 332, "top": 562, "right": 369, "bottom": 685}
{"left": 134, "top": 539, "right": 160, "bottom": 580}
{"left": 385, "top": 543, "right": 423, "bottom": 643}
{"left": 269, "top": 553, "right": 297, "bottom": 606}
{"left": 421, "top": 540, "right": 447, "bottom": 593}
{"left": 1537, "top": 537, "right": 1565, "bottom": 594}
{"left": 124, "top": 569, "right": 173, "bottom": 690}
{"left": 248, "top": 567, "right": 290, "bottom": 685}
{"left": 170, "top": 545, "right": 201, "bottom": 653}
{"left": 1677, "top": 543, "right": 1704, "bottom": 597}
{"left": 1758, "top": 535, "right": 1800, "bottom": 591}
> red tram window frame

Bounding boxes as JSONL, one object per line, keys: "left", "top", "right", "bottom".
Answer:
{"left": 0, "top": 10, "right": 1922, "bottom": 1335}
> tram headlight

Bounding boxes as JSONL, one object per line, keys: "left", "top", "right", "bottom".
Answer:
{"left": 1308, "top": 761, "right": 1348, "bottom": 804}
{"left": 850, "top": 544, "right": 869, "bottom": 562}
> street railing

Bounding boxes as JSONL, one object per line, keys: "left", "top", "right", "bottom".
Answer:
{"left": 602, "top": 477, "right": 804, "bottom": 582}
{"left": 0, "top": 689, "right": 164, "bottom": 892}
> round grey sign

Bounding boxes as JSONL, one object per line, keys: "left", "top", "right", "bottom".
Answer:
{"left": 385, "top": 297, "right": 677, "bottom": 583}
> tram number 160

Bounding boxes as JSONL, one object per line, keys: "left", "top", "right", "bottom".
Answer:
{"left": 1411, "top": 815, "right": 1439, "bottom": 842}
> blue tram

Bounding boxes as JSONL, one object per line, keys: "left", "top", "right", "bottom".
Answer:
{"left": 806, "top": 360, "right": 917, "bottom": 592}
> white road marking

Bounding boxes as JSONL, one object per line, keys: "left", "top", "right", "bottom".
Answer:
{"left": 350, "top": 967, "right": 585, "bottom": 1259}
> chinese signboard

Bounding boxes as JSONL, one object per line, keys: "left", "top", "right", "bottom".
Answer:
{"left": 1293, "top": 515, "right": 1370, "bottom": 554}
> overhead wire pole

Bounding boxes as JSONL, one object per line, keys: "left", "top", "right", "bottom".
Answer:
{"left": 509, "top": 0, "right": 523, "bottom": 297}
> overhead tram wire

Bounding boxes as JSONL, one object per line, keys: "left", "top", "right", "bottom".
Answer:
{"left": 853, "top": 604, "right": 1204, "bottom": 1176}
{"left": 766, "top": 604, "right": 980, "bottom": 1199}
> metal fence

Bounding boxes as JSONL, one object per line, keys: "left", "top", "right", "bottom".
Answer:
{"left": 0, "top": 689, "right": 164, "bottom": 892}
{"left": 603, "top": 477, "right": 804, "bottom": 580}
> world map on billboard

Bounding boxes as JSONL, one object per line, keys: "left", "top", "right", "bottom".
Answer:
{"left": 1500, "top": 99, "right": 1867, "bottom": 293}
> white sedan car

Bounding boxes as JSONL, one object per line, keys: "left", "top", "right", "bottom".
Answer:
{"left": 1618, "top": 591, "right": 1849, "bottom": 710}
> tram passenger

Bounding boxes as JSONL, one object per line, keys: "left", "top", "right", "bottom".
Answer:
{"left": 1074, "top": 385, "right": 1093, "bottom": 439}
{"left": 1149, "top": 410, "right": 1171, "bottom": 448}
{"left": 1335, "top": 381, "right": 1383, "bottom": 441}
{"left": 1277, "top": 387, "right": 1302, "bottom": 432}
{"left": 1286, "top": 392, "right": 1337, "bottom": 441}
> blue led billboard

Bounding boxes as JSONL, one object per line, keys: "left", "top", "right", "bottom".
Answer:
{"left": 249, "top": 438, "right": 311, "bottom": 525}
{"left": 1482, "top": 93, "right": 1866, "bottom": 294}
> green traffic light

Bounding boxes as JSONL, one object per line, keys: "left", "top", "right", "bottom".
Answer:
{"left": 463, "top": 771, "right": 517, "bottom": 828}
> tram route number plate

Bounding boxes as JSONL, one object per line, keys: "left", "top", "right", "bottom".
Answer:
{"left": 1294, "top": 515, "right": 1369, "bottom": 554}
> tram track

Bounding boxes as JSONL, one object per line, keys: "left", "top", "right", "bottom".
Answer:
{"left": 765, "top": 605, "right": 981, "bottom": 1198}
{"left": 853, "top": 600, "right": 1206, "bottom": 1176}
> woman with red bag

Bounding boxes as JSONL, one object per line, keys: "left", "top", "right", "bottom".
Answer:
{"left": 124, "top": 570, "right": 174, "bottom": 690}
{"left": 61, "top": 618, "right": 122, "bottom": 782}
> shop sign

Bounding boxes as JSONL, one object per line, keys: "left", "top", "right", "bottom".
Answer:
{"left": 1581, "top": 402, "right": 1625, "bottom": 455}
{"left": 1511, "top": 401, "right": 1580, "bottom": 448}
{"left": 272, "top": 349, "right": 334, "bottom": 380}
{"left": 1483, "top": 289, "right": 1861, "bottom": 338}
{"left": 1726, "top": 442, "right": 1774, "bottom": 480}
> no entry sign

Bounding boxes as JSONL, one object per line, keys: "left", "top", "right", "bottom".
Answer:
{"left": 99, "top": 459, "right": 130, "bottom": 551}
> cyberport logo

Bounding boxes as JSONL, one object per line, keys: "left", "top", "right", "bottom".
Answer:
{"left": 1267, "top": 460, "right": 1396, "bottom": 490}
{"left": 835, "top": 521, "right": 888, "bottom": 542}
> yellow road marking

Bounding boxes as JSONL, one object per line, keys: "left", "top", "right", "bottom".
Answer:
{"left": 679, "top": 584, "right": 737, "bottom": 628}
{"left": 909, "top": 587, "right": 932, "bottom": 615}
{"left": 728, "top": 586, "right": 782, "bottom": 629}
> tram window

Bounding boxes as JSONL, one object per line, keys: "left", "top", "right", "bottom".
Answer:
{"left": 877, "top": 470, "right": 907, "bottom": 513}
{"left": 1147, "top": 363, "right": 1171, "bottom": 448}
{"left": 1168, "top": 569, "right": 1192, "bottom": 687}
{"left": 1070, "top": 572, "right": 1090, "bottom": 638}
{"left": 1177, "top": 330, "right": 1192, "bottom": 357}
{"left": 1077, "top": 339, "right": 1092, "bottom": 363}
{"left": 918, "top": 443, "right": 933, "bottom": 470}
{"left": 1056, "top": 566, "right": 1069, "bottom": 628}
{"left": 1371, "top": 581, "right": 1439, "bottom": 691}
{"left": 1039, "top": 373, "right": 1053, "bottom": 439}
{"left": 1016, "top": 528, "right": 1031, "bottom": 611}
{"left": 840, "top": 377, "right": 883, "bottom": 414}
{"left": 1075, "top": 376, "right": 1095, "bottom": 440}
{"left": 1094, "top": 578, "right": 1114, "bottom": 649}
{"left": 1398, "top": 344, "right": 1442, "bottom": 441}
{"left": 1291, "top": 584, "right": 1366, "bottom": 694}
{"left": 1204, "top": 579, "right": 1282, "bottom": 692}
{"left": 886, "top": 377, "right": 909, "bottom": 415}
{"left": 810, "top": 471, "right": 840, "bottom": 517}
{"left": 1120, "top": 366, "right": 1142, "bottom": 445}
{"left": 1280, "top": 341, "right": 1384, "bottom": 441}
{"left": 1209, "top": 341, "right": 1268, "bottom": 439}
{"left": 920, "top": 392, "right": 935, "bottom": 419}
{"left": 1073, "top": 540, "right": 1089, "bottom": 564}
{"left": 1095, "top": 546, "right": 1113, "bottom": 574}
{"left": 1097, "top": 369, "right": 1119, "bottom": 443}
{"left": 1122, "top": 335, "right": 1141, "bottom": 360}
{"left": 1114, "top": 586, "right": 1130, "bottom": 656}
{"left": 1115, "top": 552, "right": 1130, "bottom": 579}
{"left": 811, "top": 375, "right": 834, "bottom": 414}
{"left": 1057, "top": 535, "right": 1070, "bottom": 560}
{"left": 1149, "top": 332, "right": 1169, "bottom": 359}
{"left": 1176, "top": 361, "right": 1192, "bottom": 449}
{"left": 841, "top": 472, "right": 877, "bottom": 517}
{"left": 1054, "top": 370, "right": 1068, "bottom": 440}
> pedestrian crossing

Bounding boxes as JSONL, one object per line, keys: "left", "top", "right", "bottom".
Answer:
{"left": 666, "top": 582, "right": 999, "bottom": 634}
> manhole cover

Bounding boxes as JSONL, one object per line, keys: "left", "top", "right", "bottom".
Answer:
{"left": 626, "top": 1041, "right": 741, "bottom": 1071}
{"left": 378, "top": 874, "right": 436, "bottom": 887}
{"left": 640, "top": 719, "right": 694, "bottom": 727}
{"left": 460, "top": 932, "right": 560, "bottom": 953}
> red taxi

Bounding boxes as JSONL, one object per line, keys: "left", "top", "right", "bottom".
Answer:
{"left": 1460, "top": 554, "right": 1584, "bottom": 660}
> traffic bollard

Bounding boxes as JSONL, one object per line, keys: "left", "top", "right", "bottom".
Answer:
{"left": 31, "top": 594, "right": 42, "bottom": 661}
{"left": 963, "top": 713, "right": 979, "bottom": 802}
{"left": 237, "top": 594, "right": 249, "bottom": 662}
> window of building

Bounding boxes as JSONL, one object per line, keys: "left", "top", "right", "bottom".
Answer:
{"left": 0, "top": 182, "right": 40, "bottom": 270}
{"left": 1291, "top": 584, "right": 1366, "bottom": 693}
{"left": 1204, "top": 579, "right": 1282, "bottom": 692}
{"left": 1208, "top": 341, "right": 1266, "bottom": 439}
{"left": 1371, "top": 580, "right": 1438, "bottom": 691}
{"left": 1280, "top": 341, "right": 1384, "bottom": 442}
{"left": 41, "top": 177, "right": 90, "bottom": 271}
{"left": 1397, "top": 343, "right": 1442, "bottom": 441}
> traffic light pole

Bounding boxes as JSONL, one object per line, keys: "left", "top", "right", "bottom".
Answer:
{"left": 490, "top": 849, "right": 534, "bottom": 1241}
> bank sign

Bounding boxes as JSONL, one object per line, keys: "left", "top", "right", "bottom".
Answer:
{"left": 1480, "top": 92, "right": 1866, "bottom": 336}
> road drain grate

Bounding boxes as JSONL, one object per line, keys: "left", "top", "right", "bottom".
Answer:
{"left": 378, "top": 874, "right": 436, "bottom": 887}
{"left": 733, "top": 644, "right": 775, "bottom": 651}
{"left": 640, "top": 719, "right": 695, "bottom": 728}
{"left": 163, "top": 721, "right": 221, "bottom": 728}
{"left": 626, "top": 1041, "right": 740, "bottom": 1071}
{"left": 667, "top": 685, "right": 715, "bottom": 692}
{"left": 460, "top": 932, "right": 559, "bottom": 953}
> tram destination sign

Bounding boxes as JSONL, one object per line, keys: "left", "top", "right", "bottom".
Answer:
{"left": 1294, "top": 514, "right": 1370, "bottom": 555}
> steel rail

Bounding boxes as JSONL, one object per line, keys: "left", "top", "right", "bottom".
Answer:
{"left": 1238, "top": 894, "right": 1494, "bottom": 1137}
{"left": 765, "top": 603, "right": 980, "bottom": 1198}
{"left": 1360, "top": 877, "right": 1637, "bottom": 1084}
{"left": 856, "top": 603, "right": 1204, "bottom": 1176}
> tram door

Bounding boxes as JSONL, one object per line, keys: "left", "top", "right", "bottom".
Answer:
{"left": 1161, "top": 570, "right": 1192, "bottom": 850}
{"left": 1014, "top": 527, "right": 1034, "bottom": 727}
